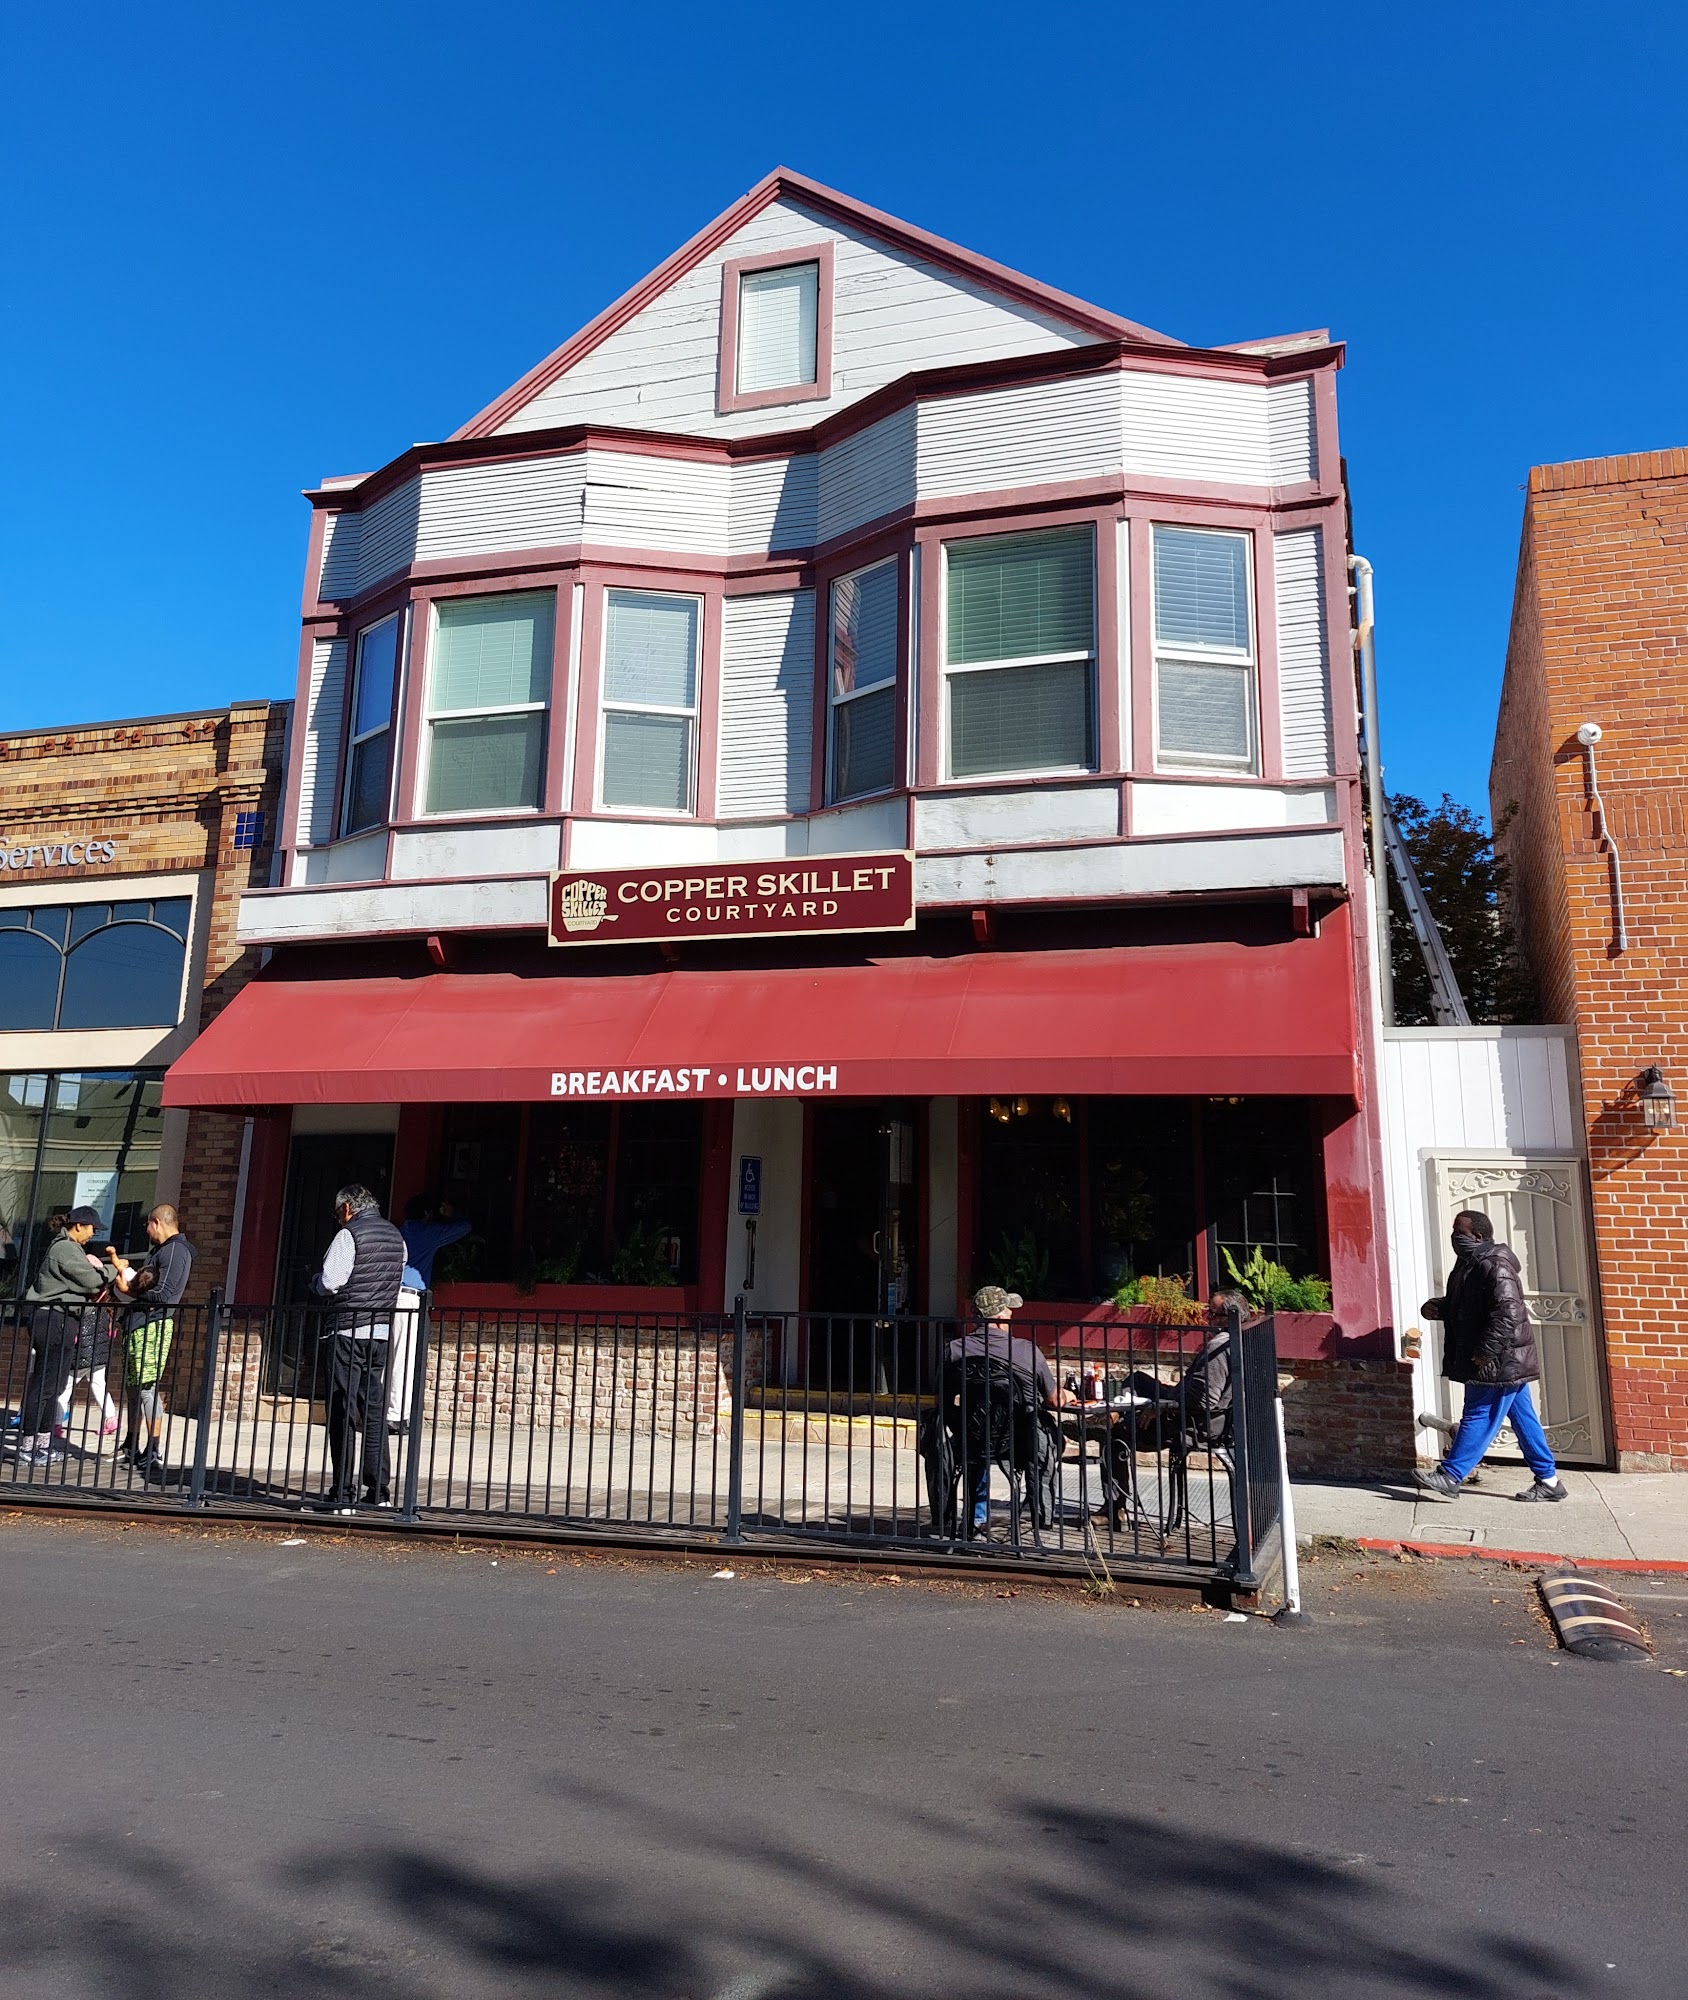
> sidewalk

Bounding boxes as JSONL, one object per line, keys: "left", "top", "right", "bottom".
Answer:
{"left": 1292, "top": 1468, "right": 1687, "bottom": 1567}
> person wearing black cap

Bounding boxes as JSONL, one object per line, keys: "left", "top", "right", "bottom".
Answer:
{"left": 5, "top": 1208, "right": 118, "bottom": 1471}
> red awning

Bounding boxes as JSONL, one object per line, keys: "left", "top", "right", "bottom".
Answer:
{"left": 165, "top": 931, "right": 1357, "bottom": 1108}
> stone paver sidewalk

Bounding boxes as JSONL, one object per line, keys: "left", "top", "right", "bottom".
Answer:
{"left": 1292, "top": 1467, "right": 1687, "bottom": 1566}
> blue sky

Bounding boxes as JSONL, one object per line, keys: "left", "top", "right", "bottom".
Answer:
{"left": 3, "top": 3, "right": 1684, "bottom": 813}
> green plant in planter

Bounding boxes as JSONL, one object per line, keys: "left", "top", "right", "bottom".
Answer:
{"left": 980, "top": 1227, "right": 1050, "bottom": 1301}
{"left": 610, "top": 1221, "right": 681, "bottom": 1287}
{"left": 1130, "top": 1274, "right": 1206, "bottom": 1325}
{"left": 1221, "top": 1245, "right": 1333, "bottom": 1314}
{"left": 431, "top": 1233, "right": 486, "bottom": 1286}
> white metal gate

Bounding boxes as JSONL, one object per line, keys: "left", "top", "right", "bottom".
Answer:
{"left": 1428, "top": 1155, "right": 1608, "bottom": 1465}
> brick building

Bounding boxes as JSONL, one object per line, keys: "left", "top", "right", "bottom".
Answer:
{"left": 1492, "top": 447, "right": 1688, "bottom": 1470}
{"left": 0, "top": 701, "right": 290, "bottom": 1304}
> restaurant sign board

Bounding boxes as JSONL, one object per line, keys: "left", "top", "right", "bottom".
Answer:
{"left": 549, "top": 851, "right": 915, "bottom": 947}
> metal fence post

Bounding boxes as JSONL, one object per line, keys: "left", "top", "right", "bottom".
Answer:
{"left": 1225, "top": 1304, "right": 1256, "bottom": 1589}
{"left": 399, "top": 1290, "right": 432, "bottom": 1524}
{"left": 186, "top": 1288, "right": 224, "bottom": 1510}
{"left": 724, "top": 1293, "right": 748, "bottom": 1544}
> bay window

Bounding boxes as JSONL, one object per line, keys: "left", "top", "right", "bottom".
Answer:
{"left": 1152, "top": 526, "right": 1257, "bottom": 771}
{"left": 828, "top": 558, "right": 899, "bottom": 802}
{"left": 423, "top": 591, "right": 554, "bottom": 815}
{"left": 599, "top": 590, "right": 701, "bottom": 813}
{"left": 943, "top": 526, "right": 1095, "bottom": 779}
{"left": 341, "top": 613, "right": 400, "bottom": 834}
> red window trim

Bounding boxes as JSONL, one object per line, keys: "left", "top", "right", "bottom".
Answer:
{"left": 717, "top": 242, "right": 835, "bottom": 416}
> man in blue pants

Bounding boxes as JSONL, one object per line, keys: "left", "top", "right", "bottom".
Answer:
{"left": 1415, "top": 1209, "right": 1567, "bottom": 1504}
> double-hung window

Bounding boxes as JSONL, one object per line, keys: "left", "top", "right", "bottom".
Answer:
{"left": 600, "top": 590, "right": 700, "bottom": 813}
{"left": 737, "top": 262, "right": 818, "bottom": 395}
{"left": 1152, "top": 527, "right": 1257, "bottom": 771}
{"left": 828, "top": 559, "right": 899, "bottom": 802}
{"left": 341, "top": 614, "right": 400, "bottom": 835}
{"left": 423, "top": 591, "right": 554, "bottom": 815}
{"left": 943, "top": 526, "right": 1095, "bottom": 779}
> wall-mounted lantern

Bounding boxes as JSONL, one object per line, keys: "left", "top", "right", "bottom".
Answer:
{"left": 1636, "top": 1065, "right": 1676, "bottom": 1132}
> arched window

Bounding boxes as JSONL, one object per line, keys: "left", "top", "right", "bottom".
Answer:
{"left": 0, "top": 899, "right": 190, "bottom": 1032}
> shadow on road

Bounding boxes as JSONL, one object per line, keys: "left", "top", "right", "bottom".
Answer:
{"left": 0, "top": 1789, "right": 1599, "bottom": 1999}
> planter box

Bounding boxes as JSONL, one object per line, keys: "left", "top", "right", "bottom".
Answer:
{"left": 432, "top": 1283, "right": 699, "bottom": 1315}
{"left": 1007, "top": 1301, "right": 1370, "bottom": 1360}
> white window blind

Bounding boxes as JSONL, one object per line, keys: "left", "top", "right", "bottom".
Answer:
{"left": 601, "top": 590, "right": 700, "bottom": 812}
{"left": 737, "top": 262, "right": 819, "bottom": 395}
{"left": 829, "top": 559, "right": 899, "bottom": 802}
{"left": 341, "top": 614, "right": 400, "bottom": 835}
{"left": 424, "top": 592, "right": 553, "bottom": 815}
{"left": 943, "top": 526, "right": 1095, "bottom": 778}
{"left": 1152, "top": 526, "right": 1257, "bottom": 771}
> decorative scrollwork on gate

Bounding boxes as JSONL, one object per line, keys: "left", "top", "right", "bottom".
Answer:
{"left": 1447, "top": 1166, "right": 1573, "bottom": 1202}
{"left": 1526, "top": 1293, "right": 1588, "bottom": 1324}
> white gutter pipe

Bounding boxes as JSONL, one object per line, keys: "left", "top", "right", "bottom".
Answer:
{"left": 1349, "top": 554, "right": 1394, "bottom": 1026}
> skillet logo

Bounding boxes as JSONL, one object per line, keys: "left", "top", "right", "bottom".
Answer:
{"left": 548, "top": 852, "right": 915, "bottom": 947}
{"left": 0, "top": 837, "right": 119, "bottom": 872}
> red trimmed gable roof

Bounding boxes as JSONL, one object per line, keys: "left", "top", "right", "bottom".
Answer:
{"left": 453, "top": 167, "right": 1181, "bottom": 442}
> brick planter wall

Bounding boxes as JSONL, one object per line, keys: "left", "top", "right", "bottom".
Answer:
{"left": 1279, "top": 1357, "right": 1417, "bottom": 1479}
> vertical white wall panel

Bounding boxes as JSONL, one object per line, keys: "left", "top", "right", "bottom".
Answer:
{"left": 317, "top": 511, "right": 361, "bottom": 600}
{"left": 579, "top": 449, "right": 729, "bottom": 551}
{"left": 295, "top": 637, "right": 349, "bottom": 847}
{"left": 717, "top": 591, "right": 817, "bottom": 818}
{"left": 413, "top": 456, "right": 585, "bottom": 561}
{"left": 1120, "top": 371, "right": 1270, "bottom": 484}
{"left": 1116, "top": 516, "right": 1132, "bottom": 769}
{"left": 816, "top": 404, "right": 917, "bottom": 543}
{"left": 729, "top": 453, "right": 819, "bottom": 554}
{"left": 1267, "top": 376, "right": 1318, "bottom": 485}
{"left": 497, "top": 198, "right": 1094, "bottom": 441}
{"left": 1274, "top": 528, "right": 1335, "bottom": 777}
{"left": 916, "top": 371, "right": 1122, "bottom": 499}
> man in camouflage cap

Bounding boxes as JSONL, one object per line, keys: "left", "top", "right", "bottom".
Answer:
{"left": 944, "top": 1285, "right": 1070, "bottom": 1532}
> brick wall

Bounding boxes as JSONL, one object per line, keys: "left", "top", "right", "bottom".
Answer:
{"left": 0, "top": 701, "right": 289, "bottom": 1303}
{"left": 1492, "top": 448, "right": 1688, "bottom": 1469}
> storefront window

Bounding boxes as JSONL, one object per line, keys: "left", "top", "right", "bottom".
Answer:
{"left": 972, "top": 1096, "right": 1314, "bottom": 1302}
{"left": 434, "top": 1101, "right": 703, "bottom": 1289}
{"left": 0, "top": 902, "right": 190, "bottom": 1031}
{"left": 1203, "top": 1098, "right": 1319, "bottom": 1281}
{"left": 0, "top": 1071, "right": 164, "bottom": 1299}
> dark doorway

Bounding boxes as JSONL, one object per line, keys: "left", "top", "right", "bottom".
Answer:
{"left": 267, "top": 1130, "right": 395, "bottom": 1395}
{"left": 807, "top": 1102, "right": 920, "bottom": 1392}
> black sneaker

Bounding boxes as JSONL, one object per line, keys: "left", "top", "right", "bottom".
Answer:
{"left": 134, "top": 1451, "right": 166, "bottom": 1482}
{"left": 1412, "top": 1466, "right": 1462, "bottom": 1499}
{"left": 312, "top": 1498, "right": 357, "bottom": 1516}
{"left": 1515, "top": 1477, "right": 1568, "bottom": 1503}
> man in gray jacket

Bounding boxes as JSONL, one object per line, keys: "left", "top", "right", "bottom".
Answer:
{"left": 6, "top": 1207, "right": 118, "bottom": 1471}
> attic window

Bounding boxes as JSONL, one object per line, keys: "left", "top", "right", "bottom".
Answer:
{"left": 717, "top": 242, "right": 834, "bottom": 414}
{"left": 738, "top": 263, "right": 817, "bottom": 394}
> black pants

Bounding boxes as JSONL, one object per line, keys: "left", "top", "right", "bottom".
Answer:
{"left": 20, "top": 1307, "right": 79, "bottom": 1437}
{"left": 1104, "top": 1386, "right": 1193, "bottom": 1503}
{"left": 324, "top": 1333, "right": 390, "bottom": 1503}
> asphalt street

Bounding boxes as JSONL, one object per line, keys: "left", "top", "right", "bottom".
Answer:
{"left": 0, "top": 1514, "right": 1684, "bottom": 1999}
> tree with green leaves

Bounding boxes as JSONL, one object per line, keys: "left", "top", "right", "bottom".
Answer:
{"left": 1387, "top": 793, "right": 1538, "bottom": 1026}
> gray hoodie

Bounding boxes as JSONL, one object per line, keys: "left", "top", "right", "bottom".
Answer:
{"left": 25, "top": 1233, "right": 116, "bottom": 1306}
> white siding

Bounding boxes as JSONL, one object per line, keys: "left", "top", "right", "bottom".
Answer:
{"left": 354, "top": 477, "right": 423, "bottom": 597}
{"left": 579, "top": 448, "right": 729, "bottom": 552}
{"left": 717, "top": 591, "right": 817, "bottom": 818}
{"left": 413, "top": 456, "right": 586, "bottom": 563}
{"left": 916, "top": 371, "right": 1122, "bottom": 499}
{"left": 816, "top": 403, "right": 917, "bottom": 543}
{"left": 1267, "top": 376, "right": 1318, "bottom": 485}
{"left": 496, "top": 197, "right": 1095, "bottom": 441}
{"left": 296, "top": 637, "right": 348, "bottom": 847}
{"left": 729, "top": 453, "right": 819, "bottom": 554}
{"left": 317, "top": 511, "right": 361, "bottom": 600}
{"left": 1274, "top": 528, "right": 1335, "bottom": 777}
{"left": 915, "top": 785, "right": 1119, "bottom": 849}
{"left": 1120, "top": 371, "right": 1270, "bottom": 485}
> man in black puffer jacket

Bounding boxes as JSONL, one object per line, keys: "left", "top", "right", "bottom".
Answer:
{"left": 1414, "top": 1208, "right": 1567, "bottom": 1503}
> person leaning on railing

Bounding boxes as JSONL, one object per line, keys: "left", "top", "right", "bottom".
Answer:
{"left": 5, "top": 1207, "right": 119, "bottom": 1471}
{"left": 109, "top": 1206, "right": 196, "bottom": 1483}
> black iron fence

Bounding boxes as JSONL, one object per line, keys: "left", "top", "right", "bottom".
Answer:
{"left": 1, "top": 1295, "right": 1282, "bottom": 1588}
